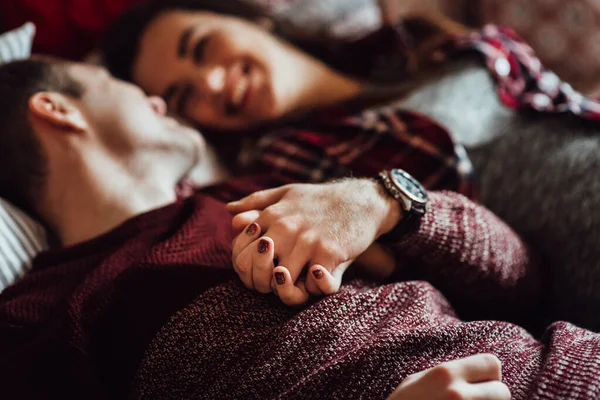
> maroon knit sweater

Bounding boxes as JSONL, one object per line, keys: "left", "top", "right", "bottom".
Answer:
{"left": 0, "top": 178, "right": 599, "bottom": 399}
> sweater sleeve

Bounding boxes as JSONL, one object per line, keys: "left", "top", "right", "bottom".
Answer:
{"left": 388, "top": 191, "right": 544, "bottom": 324}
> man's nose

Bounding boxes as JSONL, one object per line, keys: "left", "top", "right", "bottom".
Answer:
{"left": 148, "top": 96, "right": 167, "bottom": 116}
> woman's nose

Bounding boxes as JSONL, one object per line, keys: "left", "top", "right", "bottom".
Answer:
{"left": 200, "top": 65, "right": 226, "bottom": 95}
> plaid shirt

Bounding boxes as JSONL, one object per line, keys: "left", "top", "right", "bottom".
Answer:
{"left": 239, "top": 25, "right": 600, "bottom": 197}
{"left": 457, "top": 25, "right": 600, "bottom": 119}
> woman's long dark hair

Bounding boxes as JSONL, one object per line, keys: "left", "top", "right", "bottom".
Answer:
{"left": 101, "top": 0, "right": 472, "bottom": 169}
{"left": 101, "top": 0, "right": 472, "bottom": 84}
{"left": 101, "top": 0, "right": 346, "bottom": 83}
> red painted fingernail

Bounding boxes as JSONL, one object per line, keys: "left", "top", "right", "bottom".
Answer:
{"left": 258, "top": 239, "right": 270, "bottom": 254}
{"left": 275, "top": 272, "right": 285, "bottom": 285}
{"left": 245, "top": 223, "right": 258, "bottom": 236}
{"left": 312, "top": 269, "right": 324, "bottom": 280}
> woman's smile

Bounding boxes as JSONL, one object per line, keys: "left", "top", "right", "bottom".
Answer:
{"left": 225, "top": 60, "right": 255, "bottom": 116}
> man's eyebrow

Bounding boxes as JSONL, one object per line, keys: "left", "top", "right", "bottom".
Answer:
{"left": 178, "top": 27, "right": 195, "bottom": 58}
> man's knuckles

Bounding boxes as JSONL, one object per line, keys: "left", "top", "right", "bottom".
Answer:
{"left": 272, "top": 218, "right": 302, "bottom": 236}
{"left": 314, "top": 241, "right": 347, "bottom": 267}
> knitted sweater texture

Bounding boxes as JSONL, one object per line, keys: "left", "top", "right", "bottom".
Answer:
{"left": 0, "top": 182, "right": 598, "bottom": 399}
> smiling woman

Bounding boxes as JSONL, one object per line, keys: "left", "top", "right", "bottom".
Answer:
{"left": 102, "top": 0, "right": 471, "bottom": 134}
{"left": 103, "top": 0, "right": 366, "bottom": 131}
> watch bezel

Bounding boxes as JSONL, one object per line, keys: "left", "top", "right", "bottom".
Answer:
{"left": 387, "top": 169, "right": 428, "bottom": 205}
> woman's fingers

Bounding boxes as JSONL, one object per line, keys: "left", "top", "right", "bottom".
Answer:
{"left": 304, "top": 273, "right": 323, "bottom": 296}
{"left": 252, "top": 236, "right": 276, "bottom": 294}
{"left": 231, "top": 210, "right": 260, "bottom": 232}
{"left": 236, "top": 235, "right": 278, "bottom": 293}
{"left": 232, "top": 222, "right": 261, "bottom": 267}
{"left": 305, "top": 260, "right": 354, "bottom": 296}
{"left": 308, "top": 265, "right": 337, "bottom": 295}
{"left": 278, "top": 243, "right": 311, "bottom": 286}
{"left": 234, "top": 242, "right": 256, "bottom": 290}
{"left": 272, "top": 266, "right": 310, "bottom": 306}
{"left": 231, "top": 218, "right": 353, "bottom": 302}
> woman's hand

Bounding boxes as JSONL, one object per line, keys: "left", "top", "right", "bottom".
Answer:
{"left": 388, "top": 354, "right": 511, "bottom": 400}
{"left": 227, "top": 179, "right": 400, "bottom": 305}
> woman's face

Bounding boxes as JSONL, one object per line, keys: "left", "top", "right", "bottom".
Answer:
{"left": 134, "top": 10, "right": 321, "bottom": 131}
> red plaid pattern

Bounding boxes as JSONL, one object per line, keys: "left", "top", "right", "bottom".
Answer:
{"left": 240, "top": 24, "right": 599, "bottom": 197}
{"left": 242, "top": 109, "right": 475, "bottom": 197}
{"left": 456, "top": 25, "right": 600, "bottom": 120}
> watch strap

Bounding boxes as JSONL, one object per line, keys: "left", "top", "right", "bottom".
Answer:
{"left": 376, "top": 170, "right": 425, "bottom": 243}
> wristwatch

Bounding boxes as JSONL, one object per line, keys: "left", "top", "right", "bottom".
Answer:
{"left": 377, "top": 169, "right": 428, "bottom": 241}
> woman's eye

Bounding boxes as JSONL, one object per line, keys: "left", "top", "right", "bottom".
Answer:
{"left": 193, "top": 37, "right": 210, "bottom": 64}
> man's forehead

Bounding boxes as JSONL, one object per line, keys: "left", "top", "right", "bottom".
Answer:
{"left": 30, "top": 54, "right": 69, "bottom": 64}
{"left": 68, "top": 62, "right": 103, "bottom": 76}
{"left": 66, "top": 63, "right": 111, "bottom": 88}
{"left": 28, "top": 56, "right": 93, "bottom": 79}
{"left": 29, "top": 55, "right": 78, "bottom": 72}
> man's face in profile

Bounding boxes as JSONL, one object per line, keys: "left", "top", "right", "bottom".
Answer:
{"left": 67, "top": 63, "right": 206, "bottom": 174}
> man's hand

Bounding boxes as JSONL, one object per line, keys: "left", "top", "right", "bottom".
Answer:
{"left": 388, "top": 354, "right": 511, "bottom": 400}
{"left": 227, "top": 179, "right": 401, "bottom": 305}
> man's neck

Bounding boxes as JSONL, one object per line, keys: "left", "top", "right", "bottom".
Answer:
{"left": 44, "top": 157, "right": 180, "bottom": 247}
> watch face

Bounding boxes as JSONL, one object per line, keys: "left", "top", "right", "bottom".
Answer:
{"left": 391, "top": 169, "right": 428, "bottom": 203}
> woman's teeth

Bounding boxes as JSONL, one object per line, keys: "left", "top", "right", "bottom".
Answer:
{"left": 232, "top": 76, "right": 249, "bottom": 108}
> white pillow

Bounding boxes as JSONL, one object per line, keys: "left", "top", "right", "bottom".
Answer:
{"left": 0, "top": 22, "right": 49, "bottom": 292}
{"left": 0, "top": 199, "right": 47, "bottom": 290}
{"left": 0, "top": 22, "right": 35, "bottom": 63}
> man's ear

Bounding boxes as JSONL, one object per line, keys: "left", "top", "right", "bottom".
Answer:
{"left": 29, "top": 92, "right": 89, "bottom": 133}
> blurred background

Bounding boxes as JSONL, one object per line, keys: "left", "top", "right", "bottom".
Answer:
{"left": 1, "top": 0, "right": 599, "bottom": 91}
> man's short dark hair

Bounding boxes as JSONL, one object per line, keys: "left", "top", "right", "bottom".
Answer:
{"left": 0, "top": 59, "right": 84, "bottom": 218}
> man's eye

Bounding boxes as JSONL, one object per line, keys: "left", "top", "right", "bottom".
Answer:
{"left": 193, "top": 37, "right": 210, "bottom": 64}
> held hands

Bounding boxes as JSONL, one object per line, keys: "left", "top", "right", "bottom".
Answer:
{"left": 227, "top": 179, "right": 400, "bottom": 306}
{"left": 388, "top": 354, "right": 511, "bottom": 400}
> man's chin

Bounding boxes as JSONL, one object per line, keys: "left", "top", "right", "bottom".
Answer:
{"left": 178, "top": 121, "right": 206, "bottom": 158}
{"left": 170, "top": 122, "right": 205, "bottom": 162}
